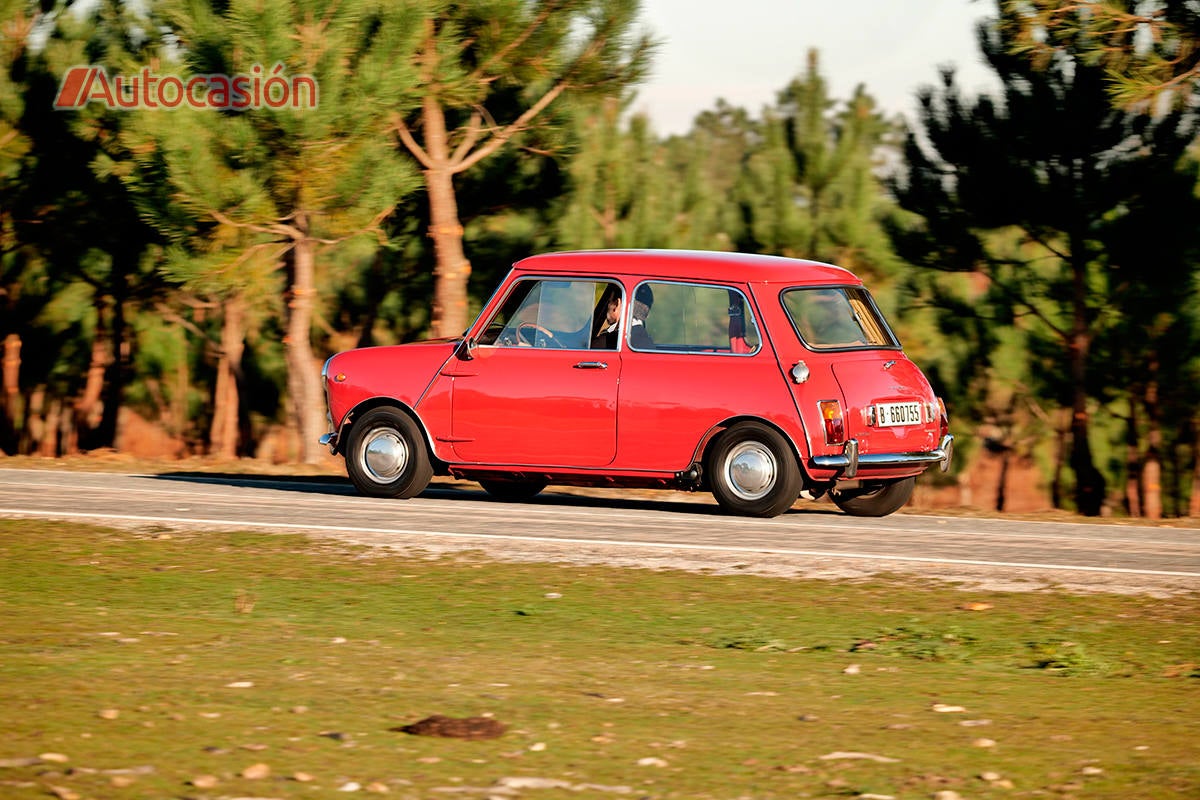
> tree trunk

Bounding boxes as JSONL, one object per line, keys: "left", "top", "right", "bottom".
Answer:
{"left": 1191, "top": 417, "right": 1200, "bottom": 518}
{"left": 1124, "top": 395, "right": 1141, "bottom": 517}
{"left": 284, "top": 226, "right": 327, "bottom": 464}
{"left": 1050, "top": 409, "right": 1068, "bottom": 510}
{"left": 39, "top": 395, "right": 61, "bottom": 457}
{"left": 426, "top": 167, "right": 472, "bottom": 338}
{"left": 209, "top": 294, "right": 247, "bottom": 460}
{"left": 422, "top": 96, "right": 472, "bottom": 339}
{"left": 1068, "top": 390, "right": 1105, "bottom": 516}
{"left": 1142, "top": 452, "right": 1163, "bottom": 520}
{"left": 1, "top": 333, "right": 20, "bottom": 455}
{"left": 995, "top": 446, "right": 1010, "bottom": 513}
{"left": 97, "top": 268, "right": 129, "bottom": 450}
{"left": 74, "top": 309, "right": 111, "bottom": 453}
{"left": 1142, "top": 374, "right": 1163, "bottom": 520}
{"left": 1067, "top": 237, "right": 1104, "bottom": 516}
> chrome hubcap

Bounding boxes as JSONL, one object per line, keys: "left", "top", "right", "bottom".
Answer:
{"left": 362, "top": 428, "right": 409, "bottom": 483}
{"left": 724, "top": 441, "right": 777, "bottom": 501}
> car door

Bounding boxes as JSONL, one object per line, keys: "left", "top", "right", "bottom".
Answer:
{"left": 448, "top": 277, "right": 622, "bottom": 467}
{"left": 614, "top": 280, "right": 802, "bottom": 470}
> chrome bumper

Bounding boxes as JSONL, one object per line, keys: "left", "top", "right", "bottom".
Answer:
{"left": 319, "top": 431, "right": 339, "bottom": 453}
{"left": 811, "top": 434, "right": 954, "bottom": 480}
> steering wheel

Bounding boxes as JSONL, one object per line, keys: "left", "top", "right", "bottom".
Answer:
{"left": 517, "top": 322, "right": 564, "bottom": 348}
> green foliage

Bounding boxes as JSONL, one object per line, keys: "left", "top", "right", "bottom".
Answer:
{"left": 413, "top": 0, "right": 655, "bottom": 111}
{"left": 2, "top": 0, "right": 168, "bottom": 453}
{"left": 0, "top": 1, "right": 33, "bottom": 182}
{"left": 557, "top": 52, "right": 906, "bottom": 276}
{"left": 1025, "top": 638, "right": 1111, "bottom": 676}
{"left": 854, "top": 623, "right": 981, "bottom": 663}
{"left": 1003, "top": 0, "right": 1200, "bottom": 112}
{"left": 124, "top": 0, "right": 423, "bottom": 263}
{"left": 706, "top": 630, "right": 794, "bottom": 652}
{"left": 665, "top": 101, "right": 754, "bottom": 249}
{"left": 1, "top": 0, "right": 1198, "bottom": 516}
{"left": 761, "top": 53, "right": 904, "bottom": 281}
{"left": 110, "top": 0, "right": 427, "bottom": 458}
{"left": 892, "top": 1, "right": 1200, "bottom": 514}
{"left": 556, "top": 98, "right": 678, "bottom": 249}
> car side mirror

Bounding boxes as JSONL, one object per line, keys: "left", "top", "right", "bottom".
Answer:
{"left": 458, "top": 337, "right": 478, "bottom": 361}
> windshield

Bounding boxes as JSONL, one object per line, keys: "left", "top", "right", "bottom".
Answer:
{"left": 781, "top": 286, "right": 899, "bottom": 350}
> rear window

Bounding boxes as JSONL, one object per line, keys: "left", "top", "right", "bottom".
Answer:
{"left": 781, "top": 286, "right": 898, "bottom": 350}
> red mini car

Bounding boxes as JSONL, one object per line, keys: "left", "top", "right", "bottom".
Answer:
{"left": 320, "top": 250, "right": 952, "bottom": 517}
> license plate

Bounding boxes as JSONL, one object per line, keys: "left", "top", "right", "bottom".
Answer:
{"left": 875, "top": 401, "right": 922, "bottom": 427}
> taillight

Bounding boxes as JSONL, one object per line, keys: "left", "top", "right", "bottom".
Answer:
{"left": 818, "top": 400, "right": 845, "bottom": 445}
{"left": 936, "top": 397, "right": 949, "bottom": 437}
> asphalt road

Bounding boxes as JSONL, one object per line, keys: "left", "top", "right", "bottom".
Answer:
{"left": 1, "top": 466, "right": 1198, "bottom": 595}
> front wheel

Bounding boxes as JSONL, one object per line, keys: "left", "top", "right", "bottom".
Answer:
{"left": 831, "top": 477, "right": 915, "bottom": 517}
{"left": 708, "top": 422, "right": 802, "bottom": 517}
{"left": 345, "top": 408, "right": 433, "bottom": 499}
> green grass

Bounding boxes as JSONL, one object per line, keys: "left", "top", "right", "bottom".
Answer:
{"left": 0, "top": 520, "right": 1197, "bottom": 799}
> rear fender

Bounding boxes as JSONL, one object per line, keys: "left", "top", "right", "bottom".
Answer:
{"left": 693, "top": 416, "right": 811, "bottom": 485}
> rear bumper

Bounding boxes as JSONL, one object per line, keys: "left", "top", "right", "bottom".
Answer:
{"left": 811, "top": 434, "right": 954, "bottom": 480}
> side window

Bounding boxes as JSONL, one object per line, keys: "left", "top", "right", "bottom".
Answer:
{"left": 630, "top": 281, "right": 761, "bottom": 354}
{"left": 477, "top": 278, "right": 621, "bottom": 350}
{"left": 781, "top": 286, "right": 898, "bottom": 349}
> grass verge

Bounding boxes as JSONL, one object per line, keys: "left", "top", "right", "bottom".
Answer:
{"left": 0, "top": 519, "right": 1197, "bottom": 799}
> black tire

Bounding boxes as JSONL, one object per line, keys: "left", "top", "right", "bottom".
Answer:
{"left": 831, "top": 477, "right": 915, "bottom": 517}
{"left": 344, "top": 408, "right": 433, "bottom": 499}
{"left": 478, "top": 478, "right": 548, "bottom": 502}
{"left": 707, "top": 422, "right": 802, "bottom": 517}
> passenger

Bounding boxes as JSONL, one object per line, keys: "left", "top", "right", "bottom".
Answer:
{"left": 630, "top": 283, "right": 654, "bottom": 349}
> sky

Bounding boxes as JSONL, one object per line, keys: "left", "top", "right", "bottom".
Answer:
{"left": 632, "top": 0, "right": 1001, "bottom": 134}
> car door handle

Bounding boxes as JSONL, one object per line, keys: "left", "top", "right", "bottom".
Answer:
{"left": 573, "top": 361, "right": 608, "bottom": 370}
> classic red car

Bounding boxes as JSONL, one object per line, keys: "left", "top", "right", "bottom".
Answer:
{"left": 320, "top": 250, "right": 952, "bottom": 517}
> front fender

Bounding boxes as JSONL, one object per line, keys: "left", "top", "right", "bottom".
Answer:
{"left": 327, "top": 397, "right": 447, "bottom": 468}
{"left": 324, "top": 340, "right": 459, "bottom": 429}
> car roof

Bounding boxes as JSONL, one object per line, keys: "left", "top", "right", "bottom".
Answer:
{"left": 510, "top": 249, "right": 861, "bottom": 286}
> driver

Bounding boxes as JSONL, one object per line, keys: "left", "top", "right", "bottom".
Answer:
{"left": 591, "top": 285, "right": 622, "bottom": 349}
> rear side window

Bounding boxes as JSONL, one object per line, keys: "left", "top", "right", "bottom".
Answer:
{"left": 782, "top": 286, "right": 898, "bottom": 349}
{"left": 630, "top": 281, "right": 760, "bottom": 354}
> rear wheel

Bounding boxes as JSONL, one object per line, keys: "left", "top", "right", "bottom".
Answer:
{"left": 479, "top": 478, "right": 548, "bottom": 502}
{"left": 345, "top": 408, "right": 433, "bottom": 499}
{"left": 708, "top": 422, "right": 802, "bottom": 517}
{"left": 831, "top": 477, "right": 915, "bottom": 517}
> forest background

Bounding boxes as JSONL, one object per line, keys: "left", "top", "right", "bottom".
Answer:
{"left": 1, "top": 0, "right": 1198, "bottom": 518}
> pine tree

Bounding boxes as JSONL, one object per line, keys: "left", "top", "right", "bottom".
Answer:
{"left": 669, "top": 100, "right": 753, "bottom": 251}
{"left": 119, "top": 0, "right": 423, "bottom": 462}
{"left": 392, "top": 0, "right": 654, "bottom": 337}
{"left": 740, "top": 111, "right": 800, "bottom": 256}
{"left": 765, "top": 50, "right": 901, "bottom": 277}
{"left": 892, "top": 3, "right": 1199, "bottom": 515}
{"left": 10, "top": 0, "right": 165, "bottom": 454}
{"left": 555, "top": 96, "right": 674, "bottom": 249}
{"left": 0, "top": 0, "right": 37, "bottom": 452}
